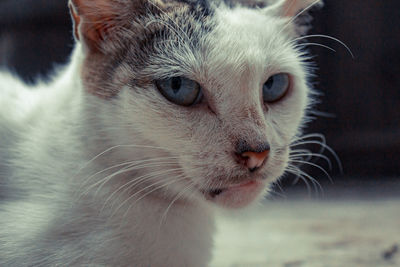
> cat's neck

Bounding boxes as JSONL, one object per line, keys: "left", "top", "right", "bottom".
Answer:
{"left": 100, "top": 196, "right": 215, "bottom": 266}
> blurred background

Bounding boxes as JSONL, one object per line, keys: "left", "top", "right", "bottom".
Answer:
{"left": 0, "top": 0, "right": 399, "bottom": 199}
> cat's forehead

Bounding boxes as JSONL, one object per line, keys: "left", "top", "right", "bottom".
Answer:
{"left": 213, "top": 6, "right": 286, "bottom": 48}
{"left": 146, "top": 1, "right": 291, "bottom": 79}
{"left": 160, "top": 0, "right": 268, "bottom": 10}
{"left": 147, "top": 2, "right": 286, "bottom": 60}
{"left": 211, "top": 6, "right": 290, "bottom": 59}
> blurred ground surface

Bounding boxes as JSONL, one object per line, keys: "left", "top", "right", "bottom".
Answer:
{"left": 211, "top": 178, "right": 400, "bottom": 267}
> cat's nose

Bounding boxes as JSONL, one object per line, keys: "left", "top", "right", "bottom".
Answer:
{"left": 236, "top": 150, "right": 270, "bottom": 171}
{"left": 234, "top": 141, "right": 270, "bottom": 172}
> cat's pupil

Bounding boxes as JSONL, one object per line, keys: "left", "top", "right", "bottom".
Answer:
{"left": 265, "top": 76, "right": 274, "bottom": 90}
{"left": 171, "top": 77, "right": 182, "bottom": 93}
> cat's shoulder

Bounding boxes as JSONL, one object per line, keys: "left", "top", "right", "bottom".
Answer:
{"left": 0, "top": 71, "right": 29, "bottom": 100}
{"left": 0, "top": 71, "right": 50, "bottom": 125}
{"left": 0, "top": 71, "right": 35, "bottom": 109}
{"left": 0, "top": 71, "right": 47, "bottom": 151}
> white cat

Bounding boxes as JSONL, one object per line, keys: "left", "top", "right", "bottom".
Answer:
{"left": 0, "top": 0, "right": 323, "bottom": 266}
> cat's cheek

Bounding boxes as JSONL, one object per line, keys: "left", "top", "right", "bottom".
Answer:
{"left": 206, "top": 181, "right": 265, "bottom": 209}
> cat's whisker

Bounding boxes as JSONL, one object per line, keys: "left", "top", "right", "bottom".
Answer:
{"left": 115, "top": 165, "right": 205, "bottom": 203}
{"left": 106, "top": 165, "right": 205, "bottom": 210}
{"left": 114, "top": 175, "right": 188, "bottom": 221}
{"left": 305, "top": 139, "right": 329, "bottom": 159}
{"left": 290, "top": 148, "right": 313, "bottom": 155}
{"left": 269, "top": 180, "right": 287, "bottom": 200}
{"left": 286, "top": 165, "right": 323, "bottom": 197}
{"left": 73, "top": 144, "right": 172, "bottom": 178}
{"left": 286, "top": 132, "right": 341, "bottom": 196}
{"left": 291, "top": 140, "right": 328, "bottom": 154}
{"left": 290, "top": 140, "right": 343, "bottom": 173}
{"left": 74, "top": 161, "right": 136, "bottom": 198}
{"left": 73, "top": 145, "right": 129, "bottom": 179}
{"left": 295, "top": 42, "right": 337, "bottom": 53}
{"left": 100, "top": 167, "right": 187, "bottom": 212}
{"left": 291, "top": 132, "right": 327, "bottom": 143}
{"left": 79, "top": 161, "right": 181, "bottom": 200}
{"left": 279, "top": 0, "right": 322, "bottom": 35}
{"left": 124, "top": 175, "right": 188, "bottom": 209}
{"left": 290, "top": 152, "right": 333, "bottom": 170}
{"left": 78, "top": 156, "right": 180, "bottom": 189}
{"left": 289, "top": 159, "right": 333, "bottom": 183}
{"left": 158, "top": 181, "right": 196, "bottom": 230}
{"left": 286, "top": 166, "right": 313, "bottom": 196}
{"left": 308, "top": 110, "right": 337, "bottom": 119}
{"left": 291, "top": 134, "right": 327, "bottom": 162}
{"left": 298, "top": 169, "right": 324, "bottom": 196}
{"left": 268, "top": 189, "right": 288, "bottom": 200}
{"left": 77, "top": 163, "right": 137, "bottom": 201}
{"left": 290, "top": 149, "right": 313, "bottom": 161}
{"left": 91, "top": 163, "right": 183, "bottom": 199}
{"left": 292, "top": 34, "right": 355, "bottom": 58}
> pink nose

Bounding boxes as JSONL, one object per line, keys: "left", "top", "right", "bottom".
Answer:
{"left": 237, "top": 150, "right": 269, "bottom": 171}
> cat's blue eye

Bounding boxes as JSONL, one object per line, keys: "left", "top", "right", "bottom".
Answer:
{"left": 155, "top": 77, "right": 202, "bottom": 106}
{"left": 262, "top": 73, "right": 290, "bottom": 103}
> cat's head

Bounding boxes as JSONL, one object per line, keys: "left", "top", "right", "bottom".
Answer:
{"left": 69, "top": 0, "right": 323, "bottom": 209}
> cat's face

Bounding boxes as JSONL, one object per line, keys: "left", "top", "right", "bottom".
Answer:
{"left": 70, "top": 0, "right": 322, "bottom": 208}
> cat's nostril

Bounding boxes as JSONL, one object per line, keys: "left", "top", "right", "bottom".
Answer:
{"left": 234, "top": 149, "right": 270, "bottom": 171}
{"left": 234, "top": 140, "right": 270, "bottom": 171}
{"left": 242, "top": 150, "right": 269, "bottom": 170}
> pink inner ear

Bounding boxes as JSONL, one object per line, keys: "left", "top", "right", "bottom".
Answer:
{"left": 282, "top": 0, "right": 319, "bottom": 17}
{"left": 69, "top": 0, "right": 119, "bottom": 51}
{"left": 282, "top": 0, "right": 298, "bottom": 17}
{"left": 69, "top": 2, "right": 81, "bottom": 41}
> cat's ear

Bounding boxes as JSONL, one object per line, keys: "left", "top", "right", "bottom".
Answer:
{"left": 267, "top": 0, "right": 323, "bottom": 17}
{"left": 264, "top": 0, "right": 323, "bottom": 35}
{"left": 68, "top": 0, "right": 151, "bottom": 53}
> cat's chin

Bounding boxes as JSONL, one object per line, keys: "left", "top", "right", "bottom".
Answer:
{"left": 201, "top": 180, "right": 265, "bottom": 209}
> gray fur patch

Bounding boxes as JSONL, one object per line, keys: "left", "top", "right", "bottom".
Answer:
{"left": 79, "top": 0, "right": 216, "bottom": 98}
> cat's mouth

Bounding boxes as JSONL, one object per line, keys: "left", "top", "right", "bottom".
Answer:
{"left": 200, "top": 180, "right": 265, "bottom": 209}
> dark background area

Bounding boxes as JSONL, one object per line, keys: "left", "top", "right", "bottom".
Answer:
{"left": 0, "top": 1, "right": 399, "bottom": 192}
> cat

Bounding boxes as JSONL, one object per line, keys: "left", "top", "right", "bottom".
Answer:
{"left": 0, "top": 0, "right": 323, "bottom": 266}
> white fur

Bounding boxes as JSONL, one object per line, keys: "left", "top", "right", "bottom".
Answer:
{"left": 0, "top": 47, "right": 215, "bottom": 266}
{"left": 0, "top": 1, "right": 320, "bottom": 265}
